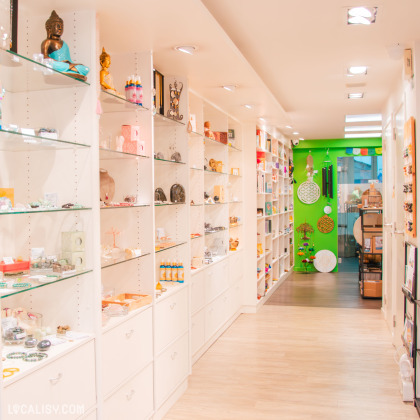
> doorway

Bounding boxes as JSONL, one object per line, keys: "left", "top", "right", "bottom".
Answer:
{"left": 337, "top": 155, "right": 383, "bottom": 272}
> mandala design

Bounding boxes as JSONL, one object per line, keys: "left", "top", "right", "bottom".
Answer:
{"left": 314, "top": 250, "right": 337, "bottom": 273}
{"left": 297, "top": 181, "right": 320, "bottom": 204}
{"left": 317, "top": 215, "right": 334, "bottom": 233}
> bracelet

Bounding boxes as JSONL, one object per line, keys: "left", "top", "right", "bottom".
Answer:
{"left": 23, "top": 352, "right": 48, "bottom": 362}
{"left": 6, "top": 352, "right": 27, "bottom": 359}
{"left": 3, "top": 368, "right": 19, "bottom": 378}
{"left": 12, "top": 283, "right": 31, "bottom": 288}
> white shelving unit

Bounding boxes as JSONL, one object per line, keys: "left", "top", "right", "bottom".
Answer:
{"left": 255, "top": 128, "right": 294, "bottom": 308}
{"left": 0, "top": 3, "right": 246, "bottom": 419}
{"left": 188, "top": 92, "right": 244, "bottom": 364}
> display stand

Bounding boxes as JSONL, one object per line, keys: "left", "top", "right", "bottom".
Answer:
{"left": 358, "top": 208, "right": 383, "bottom": 298}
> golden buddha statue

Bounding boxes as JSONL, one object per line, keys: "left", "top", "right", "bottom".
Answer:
{"left": 41, "top": 10, "right": 89, "bottom": 81}
{"left": 99, "top": 47, "right": 122, "bottom": 96}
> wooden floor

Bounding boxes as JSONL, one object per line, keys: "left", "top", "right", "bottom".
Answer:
{"left": 164, "top": 272, "right": 417, "bottom": 420}
{"left": 266, "top": 271, "right": 382, "bottom": 309}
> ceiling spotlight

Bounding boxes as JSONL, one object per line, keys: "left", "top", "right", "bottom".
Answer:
{"left": 259, "top": 117, "right": 266, "bottom": 122}
{"left": 345, "top": 113, "right": 382, "bottom": 123}
{"left": 348, "top": 66, "right": 367, "bottom": 75}
{"left": 222, "top": 85, "right": 237, "bottom": 92}
{"left": 292, "top": 131, "right": 299, "bottom": 135}
{"left": 244, "top": 104, "right": 253, "bottom": 109}
{"left": 347, "top": 7, "right": 377, "bottom": 25}
{"left": 299, "top": 137, "right": 304, "bottom": 141}
{"left": 285, "top": 125, "right": 292, "bottom": 129}
{"left": 348, "top": 92, "right": 364, "bottom": 99}
{"left": 174, "top": 45, "right": 196, "bottom": 55}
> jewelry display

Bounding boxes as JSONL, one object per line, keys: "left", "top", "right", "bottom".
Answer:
{"left": 100, "top": 169, "right": 115, "bottom": 203}
{"left": 37, "top": 128, "right": 58, "bottom": 139}
{"left": 23, "top": 352, "right": 48, "bottom": 362}
{"left": 4, "top": 327, "right": 26, "bottom": 345}
{"left": 41, "top": 11, "right": 90, "bottom": 81}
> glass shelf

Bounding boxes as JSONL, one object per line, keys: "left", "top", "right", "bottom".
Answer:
{"left": 229, "top": 173, "right": 242, "bottom": 177}
{"left": 100, "top": 90, "right": 149, "bottom": 113}
{"left": 204, "top": 136, "right": 227, "bottom": 147}
{"left": 0, "top": 49, "right": 90, "bottom": 92}
{"left": 0, "top": 129, "right": 90, "bottom": 152}
{"left": 155, "top": 202, "right": 186, "bottom": 207}
{"left": 154, "top": 113, "right": 186, "bottom": 127}
{"left": 228, "top": 145, "right": 242, "bottom": 152}
{"left": 155, "top": 241, "right": 187, "bottom": 253}
{"left": 99, "top": 147, "right": 149, "bottom": 160}
{"left": 190, "top": 203, "right": 204, "bottom": 206}
{"left": 154, "top": 158, "right": 186, "bottom": 165}
{"left": 101, "top": 252, "right": 151, "bottom": 269}
{"left": 189, "top": 130, "right": 204, "bottom": 137}
{"left": 229, "top": 201, "right": 243, "bottom": 204}
{"left": 0, "top": 269, "right": 92, "bottom": 299}
{"left": 229, "top": 223, "right": 243, "bottom": 228}
{"left": 205, "top": 228, "right": 227, "bottom": 236}
{"left": 190, "top": 167, "right": 203, "bottom": 171}
{"left": 0, "top": 206, "right": 91, "bottom": 216}
{"left": 100, "top": 204, "right": 149, "bottom": 210}
{"left": 204, "top": 169, "right": 228, "bottom": 175}
{"left": 205, "top": 202, "right": 228, "bottom": 206}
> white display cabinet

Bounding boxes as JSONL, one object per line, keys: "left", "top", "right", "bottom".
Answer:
{"left": 0, "top": 5, "right": 98, "bottom": 419}
{"left": 254, "top": 128, "right": 294, "bottom": 310}
{"left": 188, "top": 92, "right": 244, "bottom": 364}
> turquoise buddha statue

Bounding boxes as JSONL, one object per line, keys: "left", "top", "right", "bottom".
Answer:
{"left": 41, "top": 10, "right": 89, "bottom": 81}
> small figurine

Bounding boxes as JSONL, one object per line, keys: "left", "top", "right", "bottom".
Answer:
{"left": 204, "top": 121, "right": 215, "bottom": 139}
{"left": 99, "top": 47, "right": 123, "bottom": 96}
{"left": 167, "top": 81, "right": 183, "bottom": 120}
{"left": 41, "top": 10, "right": 90, "bottom": 81}
{"left": 229, "top": 238, "right": 239, "bottom": 251}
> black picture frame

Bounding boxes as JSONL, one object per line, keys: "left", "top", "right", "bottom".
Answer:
{"left": 153, "top": 69, "right": 164, "bottom": 116}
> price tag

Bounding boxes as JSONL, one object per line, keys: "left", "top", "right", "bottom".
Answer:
{"left": 2, "top": 257, "right": 14, "bottom": 265}
{"left": 133, "top": 249, "right": 142, "bottom": 257}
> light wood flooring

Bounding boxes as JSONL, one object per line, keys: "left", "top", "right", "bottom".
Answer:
{"left": 164, "top": 273, "right": 417, "bottom": 420}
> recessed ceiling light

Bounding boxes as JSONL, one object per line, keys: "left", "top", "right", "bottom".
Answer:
{"left": 285, "top": 125, "right": 292, "bottom": 129}
{"left": 344, "top": 125, "right": 382, "bottom": 132}
{"left": 348, "top": 66, "right": 367, "bottom": 75}
{"left": 292, "top": 131, "right": 299, "bottom": 135}
{"left": 174, "top": 45, "right": 196, "bottom": 55}
{"left": 345, "top": 113, "right": 382, "bottom": 123}
{"left": 348, "top": 92, "right": 364, "bottom": 99}
{"left": 347, "top": 7, "right": 377, "bottom": 25}
{"left": 259, "top": 117, "right": 266, "bottom": 122}
{"left": 299, "top": 138, "right": 304, "bottom": 141}
{"left": 345, "top": 132, "right": 382, "bottom": 138}
{"left": 222, "top": 85, "right": 236, "bottom": 92}
{"left": 244, "top": 104, "right": 253, "bottom": 109}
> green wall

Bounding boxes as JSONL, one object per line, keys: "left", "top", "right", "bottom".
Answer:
{"left": 293, "top": 138, "right": 382, "bottom": 272}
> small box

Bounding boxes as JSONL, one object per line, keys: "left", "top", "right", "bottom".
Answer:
{"left": 121, "top": 125, "right": 140, "bottom": 142}
{"left": 123, "top": 140, "right": 138, "bottom": 154}
{"left": 213, "top": 131, "right": 228, "bottom": 144}
{"left": 0, "top": 188, "right": 14, "bottom": 206}
{"left": 137, "top": 140, "right": 145, "bottom": 154}
{"left": 102, "top": 293, "right": 152, "bottom": 311}
{"left": 62, "top": 231, "right": 85, "bottom": 252}
{"left": 62, "top": 251, "right": 86, "bottom": 270}
{"left": 214, "top": 185, "right": 225, "bottom": 203}
{"left": 363, "top": 280, "right": 382, "bottom": 298}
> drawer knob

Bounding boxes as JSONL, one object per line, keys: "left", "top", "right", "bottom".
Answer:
{"left": 171, "top": 352, "right": 178, "bottom": 360}
{"left": 126, "top": 389, "right": 135, "bottom": 401}
{"left": 170, "top": 302, "right": 176, "bottom": 310}
{"left": 126, "top": 329, "right": 135, "bottom": 339}
{"left": 49, "top": 373, "right": 62, "bottom": 385}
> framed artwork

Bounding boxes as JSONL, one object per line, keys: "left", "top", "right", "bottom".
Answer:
{"left": 364, "top": 237, "right": 371, "bottom": 253}
{"left": 374, "top": 236, "right": 383, "bottom": 253}
{"left": 231, "top": 168, "right": 240, "bottom": 176}
{"left": 153, "top": 69, "right": 164, "bottom": 115}
{"left": 265, "top": 202, "right": 272, "bottom": 216}
{"left": 404, "top": 242, "right": 417, "bottom": 295}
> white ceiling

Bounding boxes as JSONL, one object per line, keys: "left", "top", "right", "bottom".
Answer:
{"left": 32, "top": 0, "right": 420, "bottom": 140}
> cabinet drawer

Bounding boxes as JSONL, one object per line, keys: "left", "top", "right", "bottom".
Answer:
{"left": 155, "top": 287, "right": 188, "bottom": 353}
{"left": 104, "top": 364, "right": 153, "bottom": 420}
{"left": 191, "top": 309, "right": 205, "bottom": 356}
{"left": 205, "top": 263, "right": 228, "bottom": 304}
{"left": 102, "top": 308, "right": 153, "bottom": 395}
{"left": 229, "top": 252, "right": 243, "bottom": 285}
{"left": 3, "top": 341, "right": 96, "bottom": 420}
{"left": 191, "top": 272, "right": 205, "bottom": 314}
{"left": 231, "top": 282, "right": 242, "bottom": 315}
{"left": 155, "top": 333, "right": 189, "bottom": 407}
